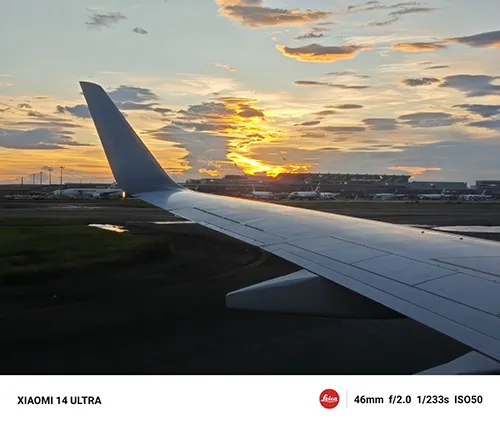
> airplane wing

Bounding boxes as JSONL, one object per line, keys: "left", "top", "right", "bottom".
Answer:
{"left": 81, "top": 81, "right": 500, "bottom": 374}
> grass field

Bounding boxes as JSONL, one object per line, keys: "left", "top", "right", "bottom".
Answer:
{"left": 0, "top": 222, "right": 167, "bottom": 282}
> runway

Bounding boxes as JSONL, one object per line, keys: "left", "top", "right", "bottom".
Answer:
{"left": 1, "top": 200, "right": 496, "bottom": 374}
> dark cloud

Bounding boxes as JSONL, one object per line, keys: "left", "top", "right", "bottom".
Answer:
{"left": 439, "top": 74, "right": 500, "bottom": 97}
{"left": 392, "top": 42, "right": 447, "bottom": 52}
{"left": 402, "top": 77, "right": 440, "bottom": 86}
{"left": 294, "top": 120, "right": 321, "bottom": 126}
{"left": 424, "top": 65, "right": 449, "bottom": 70}
{"left": 389, "top": 7, "right": 437, "bottom": 17}
{"left": 321, "top": 126, "right": 366, "bottom": 132}
{"left": 363, "top": 118, "right": 399, "bottom": 130}
{"left": 325, "top": 71, "right": 370, "bottom": 78}
{"left": 293, "top": 80, "right": 369, "bottom": 89}
{"left": 277, "top": 44, "right": 368, "bottom": 62}
{"left": 448, "top": 30, "right": 500, "bottom": 48}
{"left": 326, "top": 104, "right": 364, "bottom": 109}
{"left": 0, "top": 128, "right": 90, "bottom": 150}
{"left": 347, "top": 1, "right": 419, "bottom": 13}
{"left": 149, "top": 124, "right": 230, "bottom": 177}
{"left": 132, "top": 27, "right": 148, "bottom": 35}
{"left": 295, "top": 33, "right": 325, "bottom": 40}
{"left": 18, "top": 103, "right": 32, "bottom": 109}
{"left": 367, "top": 17, "right": 399, "bottom": 27}
{"left": 314, "top": 110, "right": 337, "bottom": 116}
{"left": 237, "top": 104, "right": 265, "bottom": 118}
{"left": 468, "top": 120, "right": 500, "bottom": 131}
{"left": 217, "top": 2, "right": 331, "bottom": 28}
{"left": 453, "top": 104, "right": 500, "bottom": 118}
{"left": 398, "top": 112, "right": 464, "bottom": 127}
{"left": 57, "top": 85, "right": 171, "bottom": 117}
{"left": 352, "top": 1, "right": 437, "bottom": 26}
{"left": 108, "top": 85, "right": 158, "bottom": 103}
{"left": 56, "top": 104, "right": 91, "bottom": 119}
{"left": 300, "top": 132, "right": 326, "bottom": 138}
{"left": 85, "top": 12, "right": 127, "bottom": 29}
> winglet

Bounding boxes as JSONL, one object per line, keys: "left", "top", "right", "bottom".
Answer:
{"left": 80, "top": 81, "right": 183, "bottom": 194}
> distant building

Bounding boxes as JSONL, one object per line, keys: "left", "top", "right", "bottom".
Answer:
{"left": 476, "top": 180, "right": 500, "bottom": 190}
{"left": 407, "top": 181, "right": 468, "bottom": 191}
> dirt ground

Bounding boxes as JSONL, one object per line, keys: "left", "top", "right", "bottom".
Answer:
{"left": 1, "top": 200, "right": 497, "bottom": 375}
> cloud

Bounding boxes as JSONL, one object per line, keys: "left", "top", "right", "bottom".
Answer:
{"left": 0, "top": 128, "right": 90, "bottom": 150}
{"left": 132, "top": 27, "right": 148, "bottom": 35}
{"left": 325, "top": 71, "right": 370, "bottom": 78}
{"left": 363, "top": 118, "right": 399, "bottom": 130}
{"left": 208, "top": 62, "right": 237, "bottom": 72}
{"left": 388, "top": 166, "right": 441, "bottom": 175}
{"left": 294, "top": 120, "right": 321, "bottom": 126}
{"left": 467, "top": 120, "right": 500, "bottom": 131}
{"left": 300, "top": 132, "right": 326, "bottom": 139}
{"left": 276, "top": 43, "right": 368, "bottom": 62}
{"left": 237, "top": 104, "right": 265, "bottom": 118}
{"left": 398, "top": 112, "right": 464, "bottom": 127}
{"left": 439, "top": 74, "right": 500, "bottom": 97}
{"left": 56, "top": 85, "right": 172, "bottom": 118}
{"left": 326, "top": 104, "right": 364, "bottom": 109}
{"left": 321, "top": 126, "right": 365, "bottom": 132}
{"left": 367, "top": 17, "right": 399, "bottom": 27}
{"left": 85, "top": 12, "right": 127, "bottom": 29}
{"left": 453, "top": 104, "right": 500, "bottom": 118}
{"left": 402, "top": 77, "right": 440, "bottom": 86}
{"left": 389, "top": 7, "right": 437, "bottom": 17}
{"left": 425, "top": 65, "right": 449, "bottom": 70}
{"left": 56, "top": 104, "right": 91, "bottom": 119}
{"left": 347, "top": 1, "right": 419, "bottom": 13}
{"left": 293, "top": 80, "right": 369, "bottom": 89}
{"left": 447, "top": 30, "right": 500, "bottom": 48}
{"left": 352, "top": 2, "right": 437, "bottom": 26}
{"left": 216, "top": 1, "right": 332, "bottom": 28}
{"left": 392, "top": 42, "right": 447, "bottom": 52}
{"left": 295, "top": 33, "right": 325, "bottom": 40}
{"left": 314, "top": 110, "right": 337, "bottom": 116}
{"left": 18, "top": 103, "right": 32, "bottom": 109}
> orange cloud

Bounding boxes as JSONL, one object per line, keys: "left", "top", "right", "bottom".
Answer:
{"left": 276, "top": 43, "right": 368, "bottom": 62}
{"left": 388, "top": 166, "right": 441, "bottom": 175}
{"left": 208, "top": 62, "right": 237, "bottom": 72}
{"left": 216, "top": 1, "right": 331, "bottom": 28}
{"left": 392, "top": 42, "right": 447, "bottom": 52}
{"left": 227, "top": 152, "right": 311, "bottom": 176}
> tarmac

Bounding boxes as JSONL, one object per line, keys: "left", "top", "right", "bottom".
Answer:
{"left": 1, "top": 200, "right": 499, "bottom": 374}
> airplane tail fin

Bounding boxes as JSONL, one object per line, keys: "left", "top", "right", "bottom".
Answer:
{"left": 79, "top": 81, "right": 183, "bottom": 195}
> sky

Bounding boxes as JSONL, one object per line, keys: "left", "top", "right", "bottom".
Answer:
{"left": 2, "top": 0, "right": 500, "bottom": 185}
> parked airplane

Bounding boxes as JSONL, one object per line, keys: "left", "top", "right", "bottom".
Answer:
{"left": 316, "top": 183, "right": 340, "bottom": 200}
{"left": 418, "top": 190, "right": 448, "bottom": 200}
{"left": 248, "top": 185, "right": 276, "bottom": 200}
{"left": 458, "top": 190, "right": 493, "bottom": 202}
{"left": 51, "top": 183, "right": 123, "bottom": 199}
{"left": 287, "top": 183, "right": 321, "bottom": 200}
{"left": 81, "top": 81, "right": 500, "bottom": 374}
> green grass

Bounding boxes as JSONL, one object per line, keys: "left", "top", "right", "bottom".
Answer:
{"left": 0, "top": 198, "right": 156, "bottom": 209}
{"left": 0, "top": 223, "right": 167, "bottom": 282}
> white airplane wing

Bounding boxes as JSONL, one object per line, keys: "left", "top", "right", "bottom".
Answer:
{"left": 81, "top": 81, "right": 500, "bottom": 374}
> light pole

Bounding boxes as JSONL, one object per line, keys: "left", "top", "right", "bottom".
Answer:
{"left": 59, "top": 166, "right": 64, "bottom": 197}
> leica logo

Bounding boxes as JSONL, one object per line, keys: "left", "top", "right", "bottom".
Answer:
{"left": 319, "top": 389, "right": 340, "bottom": 409}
